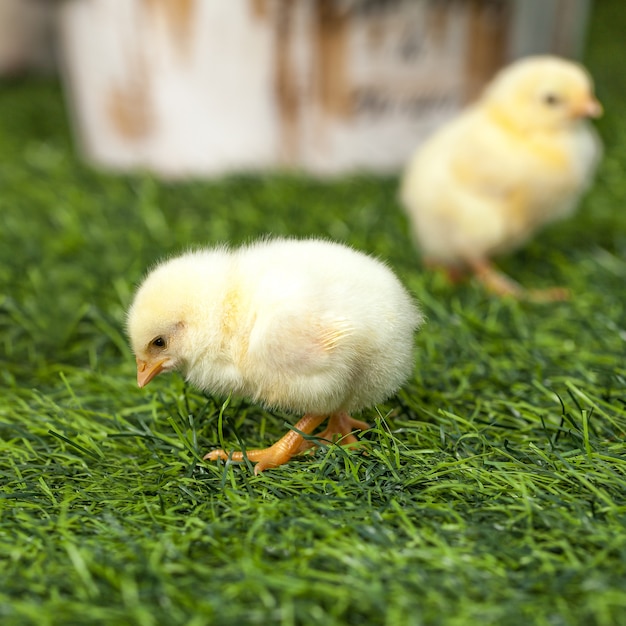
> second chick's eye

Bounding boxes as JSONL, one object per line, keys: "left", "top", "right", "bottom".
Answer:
{"left": 542, "top": 92, "right": 561, "bottom": 107}
{"left": 151, "top": 336, "right": 166, "bottom": 349}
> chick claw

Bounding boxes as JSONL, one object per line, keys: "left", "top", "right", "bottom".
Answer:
{"left": 204, "top": 412, "right": 370, "bottom": 474}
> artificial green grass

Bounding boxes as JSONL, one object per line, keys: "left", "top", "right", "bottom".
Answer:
{"left": 1, "top": 4, "right": 626, "bottom": 626}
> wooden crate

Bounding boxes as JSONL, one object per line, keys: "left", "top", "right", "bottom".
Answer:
{"left": 58, "top": 0, "right": 591, "bottom": 177}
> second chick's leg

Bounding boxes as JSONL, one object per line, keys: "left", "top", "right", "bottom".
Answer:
{"left": 467, "top": 257, "right": 570, "bottom": 302}
{"left": 204, "top": 413, "right": 328, "bottom": 474}
{"left": 467, "top": 257, "right": 525, "bottom": 298}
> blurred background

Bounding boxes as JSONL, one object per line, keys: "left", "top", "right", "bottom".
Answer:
{"left": 0, "top": 0, "right": 600, "bottom": 178}
{"left": 1, "top": 0, "right": 624, "bottom": 379}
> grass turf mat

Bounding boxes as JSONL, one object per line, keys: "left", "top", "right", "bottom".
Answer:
{"left": 1, "top": 4, "right": 626, "bottom": 626}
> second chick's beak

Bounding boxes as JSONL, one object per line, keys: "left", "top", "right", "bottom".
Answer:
{"left": 136, "top": 358, "right": 168, "bottom": 388}
{"left": 575, "top": 96, "right": 603, "bottom": 119}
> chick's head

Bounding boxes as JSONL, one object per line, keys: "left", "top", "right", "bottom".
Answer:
{"left": 483, "top": 55, "right": 602, "bottom": 132}
{"left": 127, "top": 256, "right": 210, "bottom": 388}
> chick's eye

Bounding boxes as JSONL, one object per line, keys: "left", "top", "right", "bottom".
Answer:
{"left": 151, "top": 337, "right": 166, "bottom": 349}
{"left": 542, "top": 93, "right": 561, "bottom": 107}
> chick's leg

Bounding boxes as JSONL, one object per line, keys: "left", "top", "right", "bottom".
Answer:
{"left": 297, "top": 412, "right": 370, "bottom": 452}
{"left": 467, "top": 257, "right": 525, "bottom": 298}
{"left": 204, "top": 413, "right": 328, "bottom": 474}
{"left": 467, "top": 257, "right": 569, "bottom": 302}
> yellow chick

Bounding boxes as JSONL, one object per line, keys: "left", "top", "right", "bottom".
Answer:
{"left": 127, "top": 238, "right": 422, "bottom": 473}
{"left": 401, "top": 55, "right": 602, "bottom": 300}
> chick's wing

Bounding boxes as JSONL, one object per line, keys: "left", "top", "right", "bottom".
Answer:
{"left": 248, "top": 310, "right": 355, "bottom": 375}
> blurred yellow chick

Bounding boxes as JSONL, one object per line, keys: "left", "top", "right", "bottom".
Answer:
{"left": 127, "top": 238, "right": 422, "bottom": 473}
{"left": 401, "top": 55, "right": 602, "bottom": 300}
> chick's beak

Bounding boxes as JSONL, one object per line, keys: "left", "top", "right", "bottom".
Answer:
{"left": 574, "top": 96, "right": 603, "bottom": 119}
{"left": 136, "top": 358, "right": 168, "bottom": 388}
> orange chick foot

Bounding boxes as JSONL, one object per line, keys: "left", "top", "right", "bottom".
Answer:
{"left": 204, "top": 413, "right": 327, "bottom": 474}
